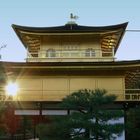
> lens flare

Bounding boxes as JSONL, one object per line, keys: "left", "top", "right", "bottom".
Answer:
{"left": 5, "top": 82, "right": 19, "bottom": 96}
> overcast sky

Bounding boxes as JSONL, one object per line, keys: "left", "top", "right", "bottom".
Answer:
{"left": 0, "top": 0, "right": 140, "bottom": 63}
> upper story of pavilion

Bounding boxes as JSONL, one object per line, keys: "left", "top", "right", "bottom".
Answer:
{"left": 12, "top": 22, "right": 128, "bottom": 62}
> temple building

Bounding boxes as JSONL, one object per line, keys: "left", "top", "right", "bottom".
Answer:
{"left": 0, "top": 21, "right": 140, "bottom": 115}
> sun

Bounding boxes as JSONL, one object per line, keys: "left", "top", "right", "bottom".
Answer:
{"left": 5, "top": 82, "right": 19, "bottom": 96}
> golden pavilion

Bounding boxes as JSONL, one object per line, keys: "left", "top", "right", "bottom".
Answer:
{"left": 0, "top": 21, "right": 140, "bottom": 115}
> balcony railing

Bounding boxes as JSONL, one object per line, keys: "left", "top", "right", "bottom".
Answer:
{"left": 125, "top": 89, "right": 140, "bottom": 101}
{"left": 26, "top": 49, "right": 115, "bottom": 62}
{"left": 1, "top": 89, "right": 140, "bottom": 102}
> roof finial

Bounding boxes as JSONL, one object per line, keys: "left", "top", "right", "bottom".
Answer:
{"left": 66, "top": 13, "right": 78, "bottom": 26}
{"left": 70, "top": 13, "right": 79, "bottom": 21}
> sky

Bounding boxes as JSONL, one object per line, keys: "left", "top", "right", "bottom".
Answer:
{"left": 0, "top": 0, "right": 140, "bottom": 62}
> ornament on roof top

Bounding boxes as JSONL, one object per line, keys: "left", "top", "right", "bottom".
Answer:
{"left": 70, "top": 13, "right": 79, "bottom": 21}
{"left": 66, "top": 13, "right": 79, "bottom": 26}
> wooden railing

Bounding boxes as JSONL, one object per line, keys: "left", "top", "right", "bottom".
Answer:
{"left": 1, "top": 89, "right": 140, "bottom": 102}
{"left": 26, "top": 49, "right": 115, "bottom": 62}
{"left": 125, "top": 89, "right": 140, "bottom": 101}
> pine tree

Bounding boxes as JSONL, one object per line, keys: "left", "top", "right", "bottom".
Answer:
{"left": 127, "top": 106, "right": 140, "bottom": 140}
{"left": 37, "top": 89, "right": 124, "bottom": 140}
{"left": 61, "top": 89, "right": 124, "bottom": 140}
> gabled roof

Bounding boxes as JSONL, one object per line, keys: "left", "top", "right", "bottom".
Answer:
{"left": 12, "top": 22, "right": 128, "bottom": 54}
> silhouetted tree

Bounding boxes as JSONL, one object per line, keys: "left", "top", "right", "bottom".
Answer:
{"left": 127, "top": 106, "right": 140, "bottom": 140}
{"left": 37, "top": 89, "right": 124, "bottom": 140}
{"left": 3, "top": 104, "right": 21, "bottom": 140}
{"left": 0, "top": 103, "right": 7, "bottom": 136}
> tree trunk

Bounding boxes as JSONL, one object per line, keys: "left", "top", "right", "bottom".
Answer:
{"left": 124, "top": 108, "right": 128, "bottom": 140}
{"left": 34, "top": 124, "right": 36, "bottom": 139}
{"left": 95, "top": 117, "right": 99, "bottom": 140}
{"left": 85, "top": 128, "right": 90, "bottom": 138}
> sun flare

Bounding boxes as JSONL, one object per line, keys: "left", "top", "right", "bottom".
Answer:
{"left": 5, "top": 82, "right": 19, "bottom": 96}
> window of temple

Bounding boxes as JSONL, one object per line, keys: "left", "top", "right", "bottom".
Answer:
{"left": 85, "top": 48, "right": 95, "bottom": 57}
{"left": 61, "top": 43, "right": 80, "bottom": 57}
{"left": 46, "top": 49, "right": 56, "bottom": 57}
{"left": 65, "top": 45, "right": 79, "bottom": 50}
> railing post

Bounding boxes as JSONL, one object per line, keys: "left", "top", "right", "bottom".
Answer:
{"left": 99, "top": 49, "right": 102, "bottom": 58}
{"left": 112, "top": 47, "right": 114, "bottom": 58}
{"left": 58, "top": 50, "right": 61, "bottom": 58}
{"left": 26, "top": 49, "right": 29, "bottom": 59}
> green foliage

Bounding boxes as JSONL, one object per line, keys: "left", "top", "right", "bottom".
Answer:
{"left": 127, "top": 106, "right": 140, "bottom": 140}
{"left": 19, "top": 116, "right": 33, "bottom": 135}
{"left": 0, "top": 102, "right": 5, "bottom": 114}
{"left": 62, "top": 89, "right": 116, "bottom": 110}
{"left": 0, "top": 64, "right": 6, "bottom": 83}
{"left": 37, "top": 89, "right": 124, "bottom": 140}
{"left": 37, "top": 117, "right": 72, "bottom": 140}
{"left": 0, "top": 102, "right": 7, "bottom": 136}
{"left": 0, "top": 124, "right": 7, "bottom": 136}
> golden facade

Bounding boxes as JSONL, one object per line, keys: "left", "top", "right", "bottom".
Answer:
{"left": 0, "top": 22, "right": 140, "bottom": 103}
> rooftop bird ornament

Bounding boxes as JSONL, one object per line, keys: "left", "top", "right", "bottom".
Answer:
{"left": 70, "top": 13, "right": 79, "bottom": 21}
